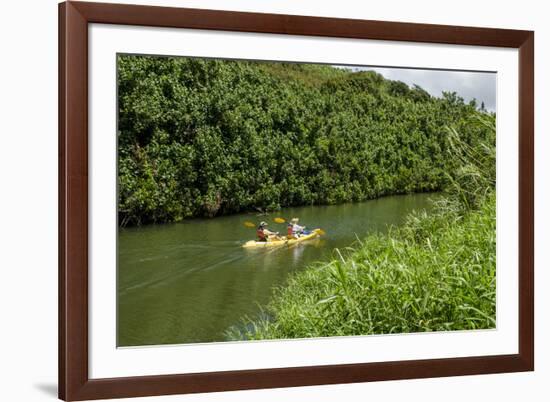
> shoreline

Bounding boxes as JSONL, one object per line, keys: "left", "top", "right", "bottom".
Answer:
{"left": 119, "top": 189, "right": 443, "bottom": 230}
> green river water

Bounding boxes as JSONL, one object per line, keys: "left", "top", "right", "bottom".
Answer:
{"left": 118, "top": 193, "right": 437, "bottom": 346}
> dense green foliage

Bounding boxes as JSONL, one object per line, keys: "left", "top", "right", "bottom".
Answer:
{"left": 227, "top": 116, "right": 496, "bottom": 339}
{"left": 118, "top": 55, "right": 492, "bottom": 226}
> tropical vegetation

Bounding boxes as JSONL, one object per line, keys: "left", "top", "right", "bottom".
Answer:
{"left": 118, "top": 55, "right": 492, "bottom": 226}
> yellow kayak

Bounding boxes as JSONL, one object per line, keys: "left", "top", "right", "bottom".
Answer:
{"left": 242, "top": 229, "right": 322, "bottom": 248}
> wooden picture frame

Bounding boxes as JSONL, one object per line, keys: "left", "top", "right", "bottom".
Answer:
{"left": 59, "top": 1, "right": 534, "bottom": 400}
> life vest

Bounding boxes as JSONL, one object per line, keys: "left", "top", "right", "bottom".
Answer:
{"left": 257, "top": 228, "right": 266, "bottom": 241}
{"left": 287, "top": 224, "right": 293, "bottom": 237}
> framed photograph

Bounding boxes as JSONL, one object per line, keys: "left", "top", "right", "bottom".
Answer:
{"left": 59, "top": 1, "right": 534, "bottom": 400}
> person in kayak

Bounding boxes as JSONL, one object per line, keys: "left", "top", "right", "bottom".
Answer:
{"left": 290, "top": 218, "right": 310, "bottom": 237}
{"left": 287, "top": 222, "right": 295, "bottom": 239}
{"left": 257, "top": 221, "right": 279, "bottom": 242}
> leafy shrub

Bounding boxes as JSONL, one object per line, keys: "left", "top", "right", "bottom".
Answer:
{"left": 118, "top": 56, "right": 493, "bottom": 226}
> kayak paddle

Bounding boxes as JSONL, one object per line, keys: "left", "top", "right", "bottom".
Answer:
{"left": 243, "top": 221, "right": 256, "bottom": 228}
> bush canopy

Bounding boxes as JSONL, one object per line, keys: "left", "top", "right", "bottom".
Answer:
{"left": 118, "top": 56, "right": 493, "bottom": 226}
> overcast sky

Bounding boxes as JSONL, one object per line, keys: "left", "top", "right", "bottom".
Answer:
{"left": 338, "top": 66, "right": 496, "bottom": 111}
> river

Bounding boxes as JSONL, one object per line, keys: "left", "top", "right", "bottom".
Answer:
{"left": 118, "top": 192, "right": 438, "bottom": 346}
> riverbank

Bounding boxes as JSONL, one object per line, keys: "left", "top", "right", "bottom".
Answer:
{"left": 227, "top": 191, "right": 496, "bottom": 340}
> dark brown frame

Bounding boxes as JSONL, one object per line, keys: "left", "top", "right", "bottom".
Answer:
{"left": 59, "top": 1, "right": 534, "bottom": 400}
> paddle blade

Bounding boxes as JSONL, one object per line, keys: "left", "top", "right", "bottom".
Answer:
{"left": 274, "top": 217, "right": 286, "bottom": 223}
{"left": 244, "top": 221, "right": 256, "bottom": 228}
{"left": 314, "top": 228, "right": 326, "bottom": 236}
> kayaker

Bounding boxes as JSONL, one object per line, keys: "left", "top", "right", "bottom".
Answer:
{"left": 257, "top": 221, "right": 279, "bottom": 242}
{"left": 287, "top": 222, "right": 295, "bottom": 239}
{"left": 290, "top": 218, "right": 309, "bottom": 237}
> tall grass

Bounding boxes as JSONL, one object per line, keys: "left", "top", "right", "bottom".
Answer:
{"left": 443, "top": 114, "right": 495, "bottom": 211}
{"left": 227, "top": 116, "right": 496, "bottom": 341}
